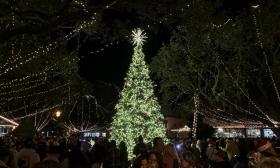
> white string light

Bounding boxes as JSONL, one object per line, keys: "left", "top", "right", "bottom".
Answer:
{"left": 87, "top": 41, "right": 120, "bottom": 56}
{"left": 211, "top": 18, "right": 232, "bottom": 29}
{"left": 206, "top": 32, "right": 275, "bottom": 123}
{"left": 3, "top": 99, "right": 47, "bottom": 115}
{"left": 14, "top": 104, "right": 63, "bottom": 120}
{"left": 0, "top": 83, "right": 70, "bottom": 102}
{"left": 0, "top": 72, "right": 63, "bottom": 90}
{"left": 0, "top": 82, "right": 45, "bottom": 96}
{"left": 74, "top": 0, "right": 88, "bottom": 12}
{"left": 253, "top": 14, "right": 280, "bottom": 104}
{"left": 192, "top": 93, "right": 199, "bottom": 139}
{"left": 218, "top": 94, "right": 268, "bottom": 121}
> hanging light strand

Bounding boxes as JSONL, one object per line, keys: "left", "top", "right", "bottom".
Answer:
{"left": 253, "top": 14, "right": 280, "bottom": 104}
{"left": 0, "top": 82, "right": 70, "bottom": 102}
{"left": 192, "top": 93, "right": 199, "bottom": 139}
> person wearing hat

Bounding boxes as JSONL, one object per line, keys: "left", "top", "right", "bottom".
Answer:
{"left": 255, "top": 139, "right": 277, "bottom": 157}
{"left": 248, "top": 139, "right": 279, "bottom": 167}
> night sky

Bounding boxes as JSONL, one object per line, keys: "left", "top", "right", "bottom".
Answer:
{"left": 78, "top": 0, "right": 251, "bottom": 85}
{"left": 69, "top": 0, "right": 252, "bottom": 107}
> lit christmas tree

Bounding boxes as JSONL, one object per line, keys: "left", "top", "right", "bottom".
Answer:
{"left": 110, "top": 28, "right": 167, "bottom": 159}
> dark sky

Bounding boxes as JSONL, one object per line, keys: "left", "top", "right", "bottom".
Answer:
{"left": 72, "top": 0, "right": 252, "bottom": 107}
{"left": 76, "top": 0, "right": 252, "bottom": 87}
{"left": 78, "top": 30, "right": 168, "bottom": 87}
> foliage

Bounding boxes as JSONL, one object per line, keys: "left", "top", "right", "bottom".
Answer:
{"left": 151, "top": 0, "right": 280, "bottom": 129}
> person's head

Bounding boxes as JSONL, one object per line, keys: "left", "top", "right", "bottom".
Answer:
{"left": 148, "top": 151, "right": 162, "bottom": 168}
{"left": 80, "top": 141, "right": 90, "bottom": 152}
{"left": 140, "top": 158, "right": 148, "bottom": 168}
{"left": 133, "top": 154, "right": 148, "bottom": 168}
{"left": 110, "top": 140, "right": 116, "bottom": 148}
{"left": 24, "top": 138, "right": 34, "bottom": 148}
{"left": 149, "top": 153, "right": 158, "bottom": 168}
{"left": 153, "top": 137, "right": 164, "bottom": 153}
{"left": 0, "top": 146, "right": 10, "bottom": 163}
{"left": 46, "top": 145, "right": 61, "bottom": 158}
{"left": 119, "top": 141, "right": 127, "bottom": 150}
{"left": 138, "top": 136, "right": 144, "bottom": 143}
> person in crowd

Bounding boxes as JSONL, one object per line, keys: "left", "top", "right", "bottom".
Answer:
{"left": 153, "top": 137, "right": 165, "bottom": 156}
{"left": 220, "top": 138, "right": 240, "bottom": 162}
{"left": 17, "top": 139, "right": 40, "bottom": 168}
{"left": 132, "top": 154, "right": 148, "bottom": 168}
{"left": 43, "top": 146, "right": 61, "bottom": 163}
{"left": 180, "top": 152, "right": 199, "bottom": 168}
{"left": 195, "top": 140, "right": 204, "bottom": 156}
{"left": 91, "top": 138, "right": 106, "bottom": 168}
{"left": 33, "top": 138, "right": 61, "bottom": 168}
{"left": 190, "top": 141, "right": 200, "bottom": 158}
{"left": 119, "top": 141, "right": 129, "bottom": 168}
{"left": 133, "top": 136, "right": 147, "bottom": 157}
{"left": 248, "top": 139, "right": 279, "bottom": 167}
{"left": 162, "top": 144, "right": 179, "bottom": 168}
{"left": 36, "top": 142, "right": 47, "bottom": 161}
{"left": 148, "top": 151, "right": 163, "bottom": 168}
{"left": 103, "top": 140, "right": 121, "bottom": 168}
{"left": 61, "top": 147, "right": 91, "bottom": 168}
{"left": 206, "top": 141, "right": 224, "bottom": 162}
{"left": 0, "top": 146, "right": 11, "bottom": 168}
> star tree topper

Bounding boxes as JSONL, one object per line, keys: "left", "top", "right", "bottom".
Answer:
{"left": 132, "top": 28, "right": 147, "bottom": 47}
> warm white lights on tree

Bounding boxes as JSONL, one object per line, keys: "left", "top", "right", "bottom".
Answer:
{"left": 110, "top": 29, "right": 167, "bottom": 159}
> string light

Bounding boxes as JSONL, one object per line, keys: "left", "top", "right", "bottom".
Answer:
{"left": 0, "top": 83, "right": 70, "bottom": 102}
{"left": 200, "top": 108, "right": 262, "bottom": 126}
{"left": 0, "top": 115, "right": 19, "bottom": 126}
{"left": 0, "top": 72, "right": 63, "bottom": 90}
{"left": 211, "top": 18, "right": 232, "bottom": 29}
{"left": 0, "top": 0, "right": 118, "bottom": 76}
{"left": 253, "top": 14, "right": 280, "bottom": 104}
{"left": 87, "top": 41, "right": 120, "bottom": 56}
{"left": 218, "top": 94, "right": 268, "bottom": 121}
{"left": 0, "top": 82, "right": 45, "bottom": 96}
{"left": 0, "top": 0, "right": 120, "bottom": 123}
{"left": 14, "top": 104, "right": 63, "bottom": 120}
{"left": 192, "top": 93, "right": 198, "bottom": 139}
{"left": 3, "top": 99, "right": 47, "bottom": 115}
{"left": 206, "top": 32, "right": 275, "bottom": 124}
{"left": 0, "top": 42, "right": 57, "bottom": 76}
{"left": 35, "top": 110, "right": 52, "bottom": 131}
{"left": 74, "top": 0, "right": 88, "bottom": 12}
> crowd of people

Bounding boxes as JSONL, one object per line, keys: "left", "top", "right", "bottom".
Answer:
{"left": 0, "top": 134, "right": 280, "bottom": 168}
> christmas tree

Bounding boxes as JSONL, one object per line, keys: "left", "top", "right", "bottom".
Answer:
{"left": 110, "top": 29, "right": 167, "bottom": 159}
